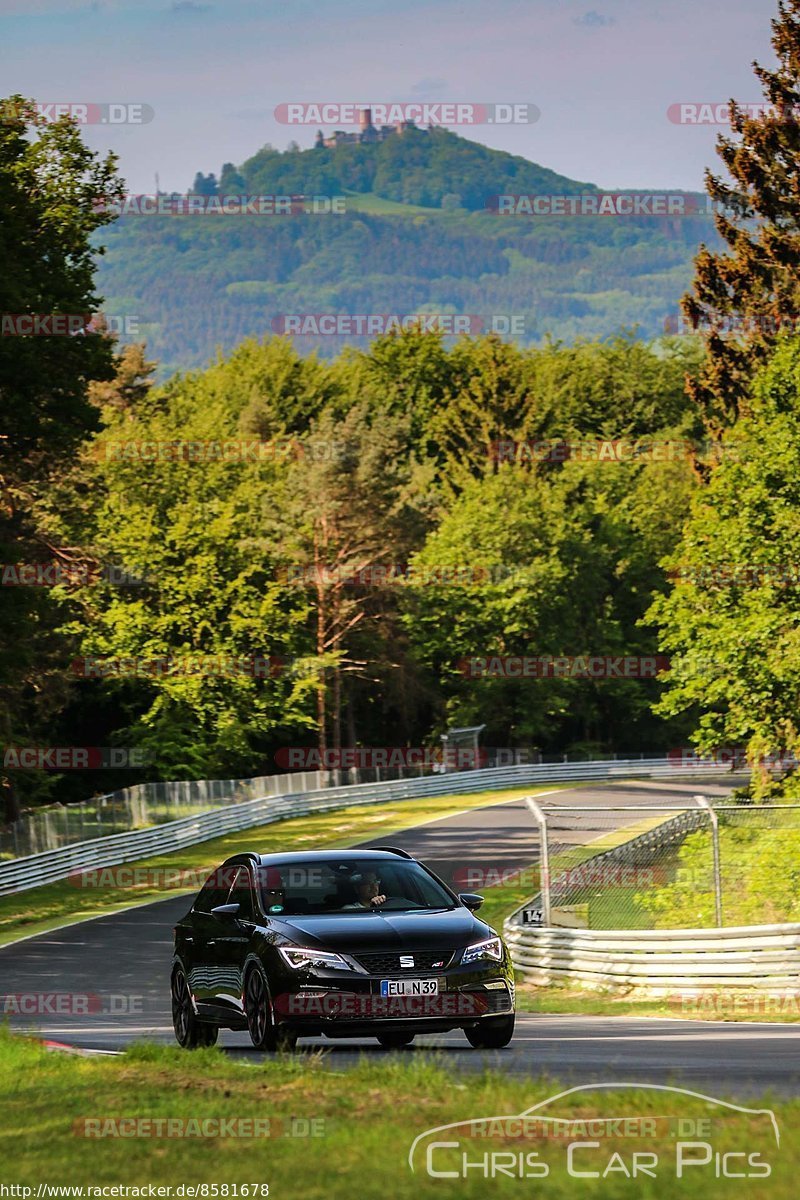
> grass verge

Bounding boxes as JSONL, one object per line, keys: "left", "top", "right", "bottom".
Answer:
{"left": 0, "top": 1029, "right": 796, "bottom": 1197}
{"left": 514, "top": 983, "right": 800, "bottom": 1024}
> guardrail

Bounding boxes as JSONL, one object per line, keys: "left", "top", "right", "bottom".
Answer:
{"left": 503, "top": 922, "right": 800, "bottom": 992}
{"left": 0, "top": 756, "right": 729, "bottom": 896}
{"left": 0, "top": 769, "right": 330, "bottom": 860}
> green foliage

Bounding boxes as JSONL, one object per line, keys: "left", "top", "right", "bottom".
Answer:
{"left": 649, "top": 335, "right": 800, "bottom": 792}
{"left": 0, "top": 96, "right": 123, "bottom": 820}
{"left": 0, "top": 94, "right": 736, "bottom": 806}
{"left": 39, "top": 328, "right": 700, "bottom": 784}
{"left": 402, "top": 447, "right": 698, "bottom": 750}
{"left": 65, "top": 340, "right": 337, "bottom": 779}
{"left": 635, "top": 822, "right": 800, "bottom": 927}
{"left": 684, "top": 0, "right": 800, "bottom": 428}
{"left": 240, "top": 126, "right": 595, "bottom": 211}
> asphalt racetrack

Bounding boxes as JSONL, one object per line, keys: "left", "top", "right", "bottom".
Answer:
{"left": 2, "top": 777, "right": 798, "bottom": 1097}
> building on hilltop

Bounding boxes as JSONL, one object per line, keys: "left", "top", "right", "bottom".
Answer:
{"left": 314, "top": 107, "right": 424, "bottom": 149}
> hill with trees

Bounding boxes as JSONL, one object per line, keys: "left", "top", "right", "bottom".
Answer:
{"left": 95, "top": 128, "right": 720, "bottom": 377}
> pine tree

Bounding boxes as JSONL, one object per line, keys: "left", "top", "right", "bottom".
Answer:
{"left": 88, "top": 342, "right": 157, "bottom": 415}
{"left": 684, "top": 0, "right": 800, "bottom": 431}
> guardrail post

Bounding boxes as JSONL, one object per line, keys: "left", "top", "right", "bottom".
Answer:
{"left": 695, "top": 794, "right": 722, "bottom": 927}
{"left": 524, "top": 795, "right": 551, "bottom": 926}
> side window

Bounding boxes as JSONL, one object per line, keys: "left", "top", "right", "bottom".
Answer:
{"left": 194, "top": 863, "right": 233, "bottom": 913}
{"left": 230, "top": 865, "right": 255, "bottom": 920}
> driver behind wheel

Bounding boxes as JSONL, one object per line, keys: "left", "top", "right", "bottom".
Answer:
{"left": 342, "top": 870, "right": 387, "bottom": 909}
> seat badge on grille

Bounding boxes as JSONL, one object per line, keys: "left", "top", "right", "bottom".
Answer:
{"left": 399, "top": 955, "right": 415, "bottom": 968}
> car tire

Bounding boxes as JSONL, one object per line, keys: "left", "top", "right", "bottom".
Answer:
{"left": 376, "top": 1032, "right": 415, "bottom": 1050}
{"left": 464, "top": 1015, "right": 515, "bottom": 1049}
{"left": 171, "top": 966, "right": 219, "bottom": 1049}
{"left": 245, "top": 965, "right": 298, "bottom": 1052}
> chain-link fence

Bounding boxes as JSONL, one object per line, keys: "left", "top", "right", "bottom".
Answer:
{"left": 510, "top": 791, "right": 800, "bottom": 930}
{"left": 0, "top": 771, "right": 327, "bottom": 860}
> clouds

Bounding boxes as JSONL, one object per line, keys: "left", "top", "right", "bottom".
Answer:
{"left": 170, "top": 1, "right": 211, "bottom": 13}
{"left": 574, "top": 10, "right": 615, "bottom": 27}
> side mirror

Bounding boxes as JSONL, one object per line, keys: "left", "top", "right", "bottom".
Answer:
{"left": 211, "top": 902, "right": 241, "bottom": 920}
{"left": 459, "top": 892, "right": 484, "bottom": 912}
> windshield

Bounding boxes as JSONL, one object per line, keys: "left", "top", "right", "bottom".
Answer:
{"left": 256, "top": 857, "right": 455, "bottom": 916}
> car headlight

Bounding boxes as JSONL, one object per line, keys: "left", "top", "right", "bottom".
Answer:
{"left": 461, "top": 936, "right": 504, "bottom": 965}
{"left": 279, "top": 946, "right": 355, "bottom": 972}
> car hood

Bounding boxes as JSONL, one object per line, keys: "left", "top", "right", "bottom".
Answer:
{"left": 274, "top": 906, "right": 491, "bottom": 952}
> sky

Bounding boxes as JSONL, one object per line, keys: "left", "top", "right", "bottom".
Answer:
{"left": 0, "top": 0, "right": 782, "bottom": 194}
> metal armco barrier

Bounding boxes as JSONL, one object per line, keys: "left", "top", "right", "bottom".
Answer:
{"left": 0, "top": 756, "right": 728, "bottom": 895}
{"left": 504, "top": 796, "right": 800, "bottom": 993}
{"left": 503, "top": 922, "right": 800, "bottom": 992}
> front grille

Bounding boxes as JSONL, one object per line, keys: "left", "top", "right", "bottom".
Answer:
{"left": 354, "top": 950, "right": 455, "bottom": 975}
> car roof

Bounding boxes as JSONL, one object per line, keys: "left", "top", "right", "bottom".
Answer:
{"left": 241, "top": 849, "right": 413, "bottom": 867}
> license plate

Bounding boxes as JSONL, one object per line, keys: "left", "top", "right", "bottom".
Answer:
{"left": 380, "top": 978, "right": 439, "bottom": 997}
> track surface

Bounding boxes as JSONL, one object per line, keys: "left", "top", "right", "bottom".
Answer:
{"left": 3, "top": 777, "right": 798, "bottom": 1097}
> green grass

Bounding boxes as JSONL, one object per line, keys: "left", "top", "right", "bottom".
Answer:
{"left": 342, "top": 190, "right": 449, "bottom": 215}
{"left": 515, "top": 984, "right": 800, "bottom": 1023}
{"left": 636, "top": 819, "right": 800, "bottom": 928}
{"left": 0, "top": 1029, "right": 796, "bottom": 1196}
{"left": 474, "top": 811, "right": 676, "bottom": 933}
{"left": 0, "top": 785, "right": 563, "bottom": 947}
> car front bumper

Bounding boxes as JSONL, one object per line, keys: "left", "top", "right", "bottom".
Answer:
{"left": 270, "top": 959, "right": 515, "bottom": 1035}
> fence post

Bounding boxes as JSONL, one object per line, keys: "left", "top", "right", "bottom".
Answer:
{"left": 524, "top": 795, "right": 551, "bottom": 926}
{"left": 695, "top": 794, "right": 722, "bottom": 927}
